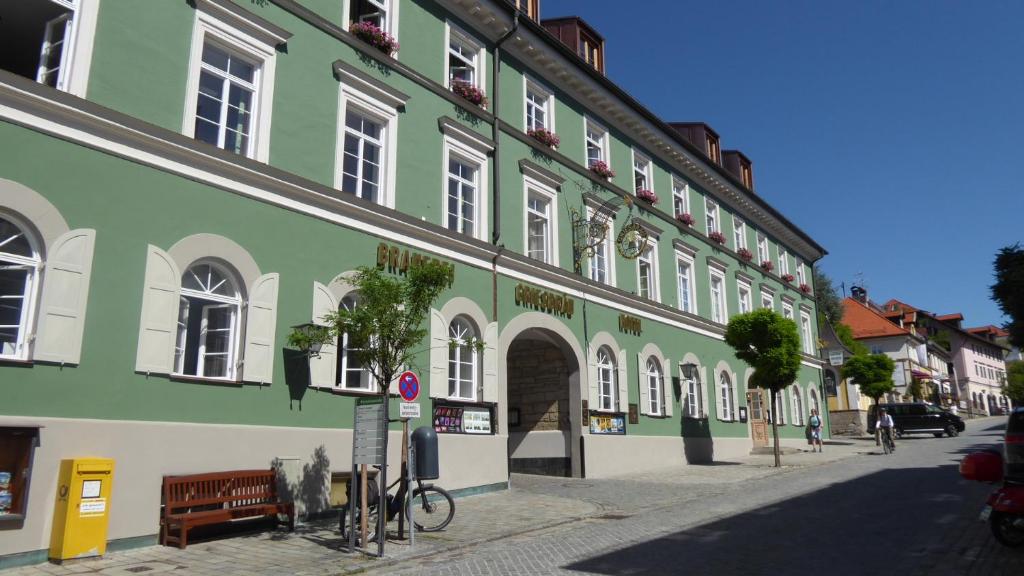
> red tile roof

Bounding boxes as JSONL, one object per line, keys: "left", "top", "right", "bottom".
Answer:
{"left": 967, "top": 325, "right": 1009, "bottom": 337}
{"left": 937, "top": 313, "right": 964, "bottom": 322}
{"left": 842, "top": 298, "right": 913, "bottom": 339}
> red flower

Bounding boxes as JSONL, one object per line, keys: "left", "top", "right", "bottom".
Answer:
{"left": 782, "top": 273, "right": 795, "bottom": 282}
{"left": 349, "top": 21, "right": 399, "bottom": 56}
{"left": 799, "top": 283, "right": 812, "bottom": 294}
{"left": 709, "top": 231, "right": 727, "bottom": 245}
{"left": 527, "top": 128, "right": 560, "bottom": 148}
{"left": 452, "top": 81, "right": 488, "bottom": 108}
{"left": 737, "top": 248, "right": 754, "bottom": 262}
{"left": 676, "top": 213, "right": 695, "bottom": 226}
{"left": 636, "top": 189, "right": 658, "bottom": 204}
{"left": 589, "top": 160, "right": 615, "bottom": 179}
{"left": 760, "top": 260, "right": 774, "bottom": 272}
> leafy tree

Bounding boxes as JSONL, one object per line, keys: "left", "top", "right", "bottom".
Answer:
{"left": 725, "top": 308, "right": 802, "bottom": 467}
{"left": 1005, "top": 361, "right": 1024, "bottom": 406}
{"left": 842, "top": 354, "right": 895, "bottom": 443}
{"left": 929, "top": 330, "right": 951, "bottom": 352}
{"left": 813, "top": 267, "right": 844, "bottom": 325}
{"left": 991, "top": 243, "right": 1024, "bottom": 348}
{"left": 907, "top": 379, "right": 924, "bottom": 402}
{"left": 834, "top": 322, "right": 870, "bottom": 357}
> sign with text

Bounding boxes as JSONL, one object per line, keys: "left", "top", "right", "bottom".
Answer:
{"left": 433, "top": 403, "right": 494, "bottom": 434}
{"left": 352, "top": 396, "right": 386, "bottom": 465}
{"left": 399, "top": 403, "right": 421, "bottom": 419}
{"left": 589, "top": 413, "right": 625, "bottom": 435}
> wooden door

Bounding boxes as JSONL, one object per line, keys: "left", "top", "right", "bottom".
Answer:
{"left": 747, "top": 390, "right": 769, "bottom": 447}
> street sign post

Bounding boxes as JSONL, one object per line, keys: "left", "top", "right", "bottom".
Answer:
{"left": 398, "top": 371, "right": 420, "bottom": 402}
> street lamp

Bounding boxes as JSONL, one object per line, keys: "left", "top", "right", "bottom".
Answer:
{"left": 290, "top": 322, "right": 327, "bottom": 358}
{"left": 680, "top": 363, "right": 700, "bottom": 381}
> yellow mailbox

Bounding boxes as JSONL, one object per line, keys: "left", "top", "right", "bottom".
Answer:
{"left": 49, "top": 458, "right": 115, "bottom": 562}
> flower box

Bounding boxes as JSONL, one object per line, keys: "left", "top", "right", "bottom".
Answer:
{"left": 799, "top": 283, "right": 812, "bottom": 294}
{"left": 636, "top": 189, "right": 658, "bottom": 204}
{"left": 452, "top": 81, "right": 488, "bottom": 109}
{"left": 589, "top": 160, "right": 615, "bottom": 179}
{"left": 708, "top": 231, "right": 726, "bottom": 245}
{"left": 760, "top": 260, "right": 774, "bottom": 272}
{"left": 349, "top": 21, "right": 399, "bottom": 56}
{"left": 675, "top": 212, "right": 695, "bottom": 226}
{"left": 527, "top": 128, "right": 560, "bottom": 148}
{"left": 737, "top": 248, "right": 754, "bottom": 262}
{"left": 782, "top": 273, "right": 795, "bottom": 283}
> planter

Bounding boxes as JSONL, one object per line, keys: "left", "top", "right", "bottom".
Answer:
{"left": 452, "top": 81, "right": 488, "bottom": 109}
{"left": 527, "top": 128, "right": 560, "bottom": 149}
{"left": 349, "top": 21, "right": 399, "bottom": 56}
{"left": 675, "top": 213, "right": 695, "bottom": 226}
{"left": 589, "top": 160, "right": 615, "bottom": 179}
{"left": 760, "top": 260, "right": 774, "bottom": 273}
{"left": 737, "top": 248, "right": 754, "bottom": 262}
{"left": 636, "top": 189, "right": 658, "bottom": 204}
{"left": 782, "top": 273, "right": 795, "bottom": 283}
{"left": 799, "top": 283, "right": 811, "bottom": 294}
{"left": 708, "top": 231, "right": 726, "bottom": 245}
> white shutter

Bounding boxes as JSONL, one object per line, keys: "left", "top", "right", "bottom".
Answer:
{"left": 637, "top": 353, "right": 649, "bottom": 415}
{"left": 700, "top": 367, "right": 710, "bottom": 419}
{"left": 482, "top": 321, "right": 498, "bottom": 403}
{"left": 135, "top": 245, "right": 181, "bottom": 374}
{"left": 663, "top": 357, "right": 673, "bottom": 417}
{"left": 34, "top": 228, "right": 95, "bottom": 364}
{"left": 586, "top": 344, "right": 599, "bottom": 410}
{"left": 428, "top": 308, "right": 448, "bottom": 398}
{"left": 241, "top": 273, "right": 278, "bottom": 384}
{"left": 308, "top": 282, "right": 337, "bottom": 388}
{"left": 715, "top": 370, "right": 725, "bottom": 420}
{"left": 617, "top": 348, "right": 628, "bottom": 413}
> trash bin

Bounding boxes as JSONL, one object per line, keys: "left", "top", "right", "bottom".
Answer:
{"left": 411, "top": 426, "right": 439, "bottom": 480}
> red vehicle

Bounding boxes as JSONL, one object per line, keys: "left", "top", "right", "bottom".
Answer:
{"left": 959, "top": 408, "right": 1024, "bottom": 547}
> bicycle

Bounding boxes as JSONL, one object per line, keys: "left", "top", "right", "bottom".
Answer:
{"left": 340, "top": 466, "right": 455, "bottom": 544}
{"left": 880, "top": 427, "right": 896, "bottom": 455}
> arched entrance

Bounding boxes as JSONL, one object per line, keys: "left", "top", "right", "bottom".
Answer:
{"left": 500, "top": 313, "right": 584, "bottom": 478}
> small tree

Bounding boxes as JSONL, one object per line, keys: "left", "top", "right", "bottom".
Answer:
{"left": 842, "top": 354, "right": 895, "bottom": 443}
{"left": 1005, "top": 361, "right": 1024, "bottom": 406}
{"left": 813, "top": 267, "right": 844, "bottom": 325}
{"left": 991, "top": 243, "right": 1024, "bottom": 348}
{"left": 725, "top": 308, "right": 802, "bottom": 467}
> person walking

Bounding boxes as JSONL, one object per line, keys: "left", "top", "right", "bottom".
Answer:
{"left": 808, "top": 409, "right": 823, "bottom": 452}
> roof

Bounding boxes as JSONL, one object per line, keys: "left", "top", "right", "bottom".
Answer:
{"left": 967, "top": 325, "right": 1010, "bottom": 337}
{"left": 936, "top": 313, "right": 964, "bottom": 322}
{"left": 842, "top": 298, "right": 916, "bottom": 340}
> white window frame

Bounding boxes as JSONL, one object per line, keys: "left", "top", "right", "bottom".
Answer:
{"left": 778, "top": 247, "right": 790, "bottom": 276}
{"left": 334, "top": 79, "right": 400, "bottom": 208}
{"left": 646, "top": 356, "right": 664, "bottom": 416}
{"left": 523, "top": 176, "right": 558, "bottom": 266}
{"left": 596, "top": 346, "right": 617, "bottom": 412}
{"left": 709, "top": 268, "right": 727, "bottom": 324}
{"left": 337, "top": 293, "right": 376, "bottom": 392}
{"left": 636, "top": 241, "right": 660, "bottom": 302}
{"left": 738, "top": 280, "right": 752, "bottom": 314}
{"left": 675, "top": 251, "right": 697, "bottom": 315}
{"left": 796, "top": 262, "right": 806, "bottom": 286}
{"left": 445, "top": 21, "right": 485, "bottom": 90}
{"left": 672, "top": 177, "right": 690, "bottom": 218}
{"left": 523, "top": 76, "right": 555, "bottom": 133}
{"left": 587, "top": 207, "right": 615, "bottom": 287}
{"left": 584, "top": 117, "right": 609, "bottom": 169}
{"left": 705, "top": 199, "right": 719, "bottom": 234}
{"left": 733, "top": 218, "right": 747, "bottom": 250}
{"left": 757, "top": 232, "right": 769, "bottom": 263}
{"left": 774, "top": 390, "right": 786, "bottom": 424}
{"left": 344, "top": 0, "right": 400, "bottom": 49}
{"left": 682, "top": 363, "right": 703, "bottom": 418}
{"left": 631, "top": 149, "right": 652, "bottom": 193}
{"left": 791, "top": 386, "right": 804, "bottom": 425}
{"left": 28, "top": 0, "right": 100, "bottom": 97}
{"left": 782, "top": 299, "right": 794, "bottom": 320}
{"left": 448, "top": 316, "right": 479, "bottom": 401}
{"left": 761, "top": 288, "right": 774, "bottom": 310}
{"left": 175, "top": 262, "right": 244, "bottom": 381}
{"left": 800, "top": 311, "right": 814, "bottom": 355}
{"left": 182, "top": 6, "right": 280, "bottom": 162}
{"left": 0, "top": 215, "right": 42, "bottom": 361}
{"left": 719, "top": 371, "right": 734, "bottom": 421}
{"left": 441, "top": 133, "right": 490, "bottom": 241}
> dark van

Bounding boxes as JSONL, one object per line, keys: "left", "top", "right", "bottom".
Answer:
{"left": 1006, "top": 407, "right": 1024, "bottom": 481}
{"left": 868, "top": 403, "right": 966, "bottom": 438}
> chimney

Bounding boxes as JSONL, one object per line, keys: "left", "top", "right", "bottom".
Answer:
{"left": 722, "top": 150, "right": 754, "bottom": 190}
{"left": 851, "top": 285, "right": 867, "bottom": 304}
{"left": 541, "top": 16, "right": 605, "bottom": 74}
{"left": 512, "top": 0, "right": 540, "bottom": 22}
{"left": 669, "top": 122, "right": 721, "bottom": 165}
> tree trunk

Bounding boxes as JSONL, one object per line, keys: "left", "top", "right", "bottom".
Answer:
{"left": 771, "top": 387, "right": 781, "bottom": 467}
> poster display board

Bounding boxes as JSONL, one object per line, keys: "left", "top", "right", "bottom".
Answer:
{"left": 589, "top": 413, "right": 626, "bottom": 435}
{"left": 433, "top": 403, "right": 494, "bottom": 434}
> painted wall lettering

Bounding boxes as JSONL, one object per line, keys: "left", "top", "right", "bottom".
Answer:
{"left": 375, "top": 242, "right": 455, "bottom": 280}
{"left": 514, "top": 283, "right": 574, "bottom": 319}
{"left": 618, "top": 314, "right": 642, "bottom": 336}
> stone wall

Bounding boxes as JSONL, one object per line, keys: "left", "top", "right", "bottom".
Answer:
{"left": 507, "top": 339, "right": 570, "bottom": 432}
{"left": 829, "top": 409, "right": 866, "bottom": 436}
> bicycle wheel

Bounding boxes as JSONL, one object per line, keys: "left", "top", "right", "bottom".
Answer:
{"left": 410, "top": 486, "right": 455, "bottom": 532}
{"left": 882, "top": 434, "right": 892, "bottom": 455}
{"left": 341, "top": 505, "right": 379, "bottom": 544}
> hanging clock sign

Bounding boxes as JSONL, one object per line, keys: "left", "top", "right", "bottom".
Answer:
{"left": 616, "top": 219, "right": 649, "bottom": 259}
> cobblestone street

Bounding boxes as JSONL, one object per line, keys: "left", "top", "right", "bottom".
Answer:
{"left": 4, "top": 418, "right": 1021, "bottom": 576}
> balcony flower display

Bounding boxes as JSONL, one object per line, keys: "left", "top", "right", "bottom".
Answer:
{"left": 349, "top": 21, "right": 400, "bottom": 56}
{"left": 760, "top": 260, "right": 774, "bottom": 272}
{"left": 636, "top": 189, "right": 658, "bottom": 205}
{"left": 799, "top": 283, "right": 812, "bottom": 294}
{"left": 452, "top": 81, "right": 488, "bottom": 109}
{"left": 782, "top": 273, "right": 795, "bottom": 283}
{"left": 675, "top": 212, "right": 695, "bottom": 226}
{"left": 708, "top": 231, "right": 727, "bottom": 245}
{"left": 589, "top": 160, "right": 615, "bottom": 179}
{"left": 527, "top": 128, "right": 560, "bottom": 149}
{"left": 737, "top": 248, "right": 754, "bottom": 262}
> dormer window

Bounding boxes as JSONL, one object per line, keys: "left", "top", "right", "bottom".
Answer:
{"left": 541, "top": 16, "right": 605, "bottom": 74}
{"left": 512, "top": 0, "right": 539, "bottom": 21}
{"left": 579, "top": 34, "right": 601, "bottom": 71}
{"left": 706, "top": 133, "right": 720, "bottom": 164}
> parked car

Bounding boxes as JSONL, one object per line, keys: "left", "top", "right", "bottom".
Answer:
{"left": 867, "top": 402, "right": 966, "bottom": 437}
{"left": 1007, "top": 407, "right": 1024, "bottom": 482}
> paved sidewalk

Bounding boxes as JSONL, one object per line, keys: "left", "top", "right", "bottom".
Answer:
{"left": 1, "top": 439, "right": 873, "bottom": 576}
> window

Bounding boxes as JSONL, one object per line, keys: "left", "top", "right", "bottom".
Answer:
{"left": 672, "top": 177, "right": 690, "bottom": 217}
{"left": 632, "top": 150, "right": 652, "bottom": 193}
{"left": 761, "top": 288, "right": 773, "bottom": 310}
{"left": 349, "top": 0, "right": 391, "bottom": 30}
{"left": 683, "top": 365, "right": 702, "bottom": 418}
{"left": 782, "top": 300, "right": 794, "bottom": 320}
{"left": 339, "top": 109, "right": 384, "bottom": 203}
{"left": 792, "top": 387, "right": 804, "bottom": 425}
{"left": 796, "top": 262, "right": 806, "bottom": 286}
{"left": 637, "top": 243, "right": 659, "bottom": 302}
{"left": 809, "top": 388, "right": 820, "bottom": 414}
{"left": 192, "top": 43, "right": 259, "bottom": 156}
{"left": 525, "top": 186, "right": 555, "bottom": 264}
{"left": 733, "top": 218, "right": 747, "bottom": 250}
{"left": 646, "top": 357, "right": 664, "bottom": 416}
{"left": 871, "top": 344, "right": 883, "bottom": 355}
{"left": 0, "top": 0, "right": 99, "bottom": 96}
{"left": 757, "top": 232, "right": 769, "bottom": 263}
{"left": 800, "top": 312, "right": 814, "bottom": 355}
{"left": 0, "top": 216, "right": 41, "bottom": 360}
{"left": 175, "top": 263, "right": 242, "bottom": 379}
{"left": 337, "top": 294, "right": 374, "bottom": 391}
{"left": 719, "top": 371, "right": 734, "bottom": 421}
{"left": 705, "top": 199, "right": 719, "bottom": 234}
{"left": 585, "top": 119, "right": 609, "bottom": 168}
{"left": 774, "top": 390, "right": 786, "bottom": 424}
{"left": 578, "top": 33, "right": 602, "bottom": 72}
{"left": 524, "top": 79, "right": 554, "bottom": 132}
{"left": 778, "top": 247, "right": 790, "bottom": 276}
{"left": 709, "top": 270, "right": 727, "bottom": 324}
{"left": 588, "top": 208, "right": 614, "bottom": 286}
{"left": 596, "top": 346, "right": 617, "bottom": 411}
{"left": 738, "top": 282, "right": 752, "bottom": 314}
{"left": 512, "top": 0, "right": 538, "bottom": 20}
{"left": 447, "top": 155, "right": 479, "bottom": 237}
{"left": 676, "top": 255, "right": 696, "bottom": 314}
{"left": 447, "top": 24, "right": 483, "bottom": 90}
{"left": 448, "top": 317, "right": 478, "bottom": 400}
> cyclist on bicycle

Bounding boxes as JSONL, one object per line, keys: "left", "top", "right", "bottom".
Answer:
{"left": 877, "top": 407, "right": 895, "bottom": 452}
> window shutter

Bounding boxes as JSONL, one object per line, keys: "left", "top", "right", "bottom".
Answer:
{"left": 428, "top": 308, "right": 448, "bottom": 398}
{"left": 616, "top": 348, "right": 628, "bottom": 413}
{"left": 308, "top": 281, "right": 337, "bottom": 388}
{"left": 700, "top": 367, "right": 710, "bottom": 419}
{"left": 241, "top": 273, "right": 278, "bottom": 384}
{"left": 586, "top": 344, "right": 599, "bottom": 410}
{"left": 34, "top": 228, "right": 95, "bottom": 365}
{"left": 637, "top": 352, "right": 649, "bottom": 415}
{"left": 715, "top": 372, "right": 725, "bottom": 420}
{"left": 663, "top": 357, "right": 673, "bottom": 417}
{"left": 135, "top": 245, "right": 181, "bottom": 374}
{"left": 482, "top": 321, "right": 498, "bottom": 403}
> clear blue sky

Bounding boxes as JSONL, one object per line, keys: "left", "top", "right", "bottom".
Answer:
{"left": 541, "top": 0, "right": 1022, "bottom": 327}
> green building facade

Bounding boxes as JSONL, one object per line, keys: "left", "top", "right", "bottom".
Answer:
{"left": 0, "top": 0, "right": 826, "bottom": 562}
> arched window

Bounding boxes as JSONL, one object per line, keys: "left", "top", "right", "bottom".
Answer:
{"left": 683, "top": 364, "right": 702, "bottom": 418}
{"left": 646, "top": 356, "right": 663, "bottom": 416}
{"left": 774, "top": 390, "right": 786, "bottom": 424}
{"left": 719, "top": 371, "right": 734, "bottom": 421}
{"left": 597, "top": 346, "right": 617, "bottom": 411}
{"left": 175, "top": 262, "right": 243, "bottom": 379}
{"left": 448, "top": 317, "right": 479, "bottom": 400}
{"left": 0, "top": 216, "right": 41, "bottom": 360}
{"left": 809, "top": 387, "right": 820, "bottom": 414}
{"left": 337, "top": 293, "right": 373, "bottom": 391}
{"left": 792, "top": 386, "right": 804, "bottom": 425}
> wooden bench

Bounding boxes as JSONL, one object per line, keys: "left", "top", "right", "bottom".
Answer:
{"left": 160, "top": 469, "right": 295, "bottom": 549}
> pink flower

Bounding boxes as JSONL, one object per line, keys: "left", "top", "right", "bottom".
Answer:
{"left": 349, "top": 21, "right": 399, "bottom": 56}
{"left": 799, "top": 283, "right": 812, "bottom": 294}
{"left": 589, "top": 160, "right": 615, "bottom": 179}
{"left": 709, "top": 231, "right": 727, "bottom": 245}
{"left": 737, "top": 248, "right": 754, "bottom": 262}
{"left": 636, "top": 189, "right": 658, "bottom": 204}
{"left": 527, "top": 128, "right": 560, "bottom": 148}
{"left": 676, "top": 213, "right": 695, "bottom": 226}
{"left": 760, "top": 260, "right": 774, "bottom": 272}
{"left": 782, "top": 273, "right": 795, "bottom": 283}
{"left": 451, "top": 81, "right": 488, "bottom": 108}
